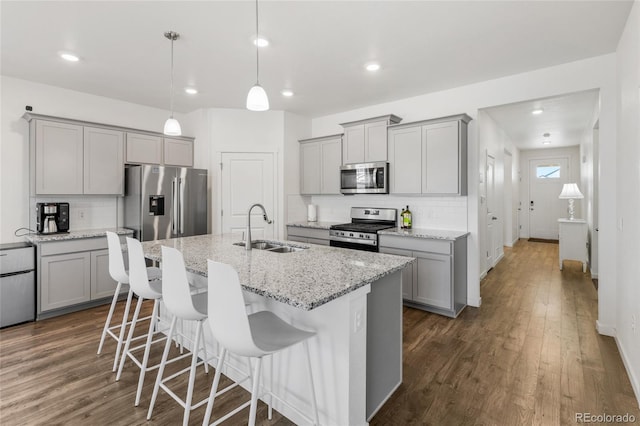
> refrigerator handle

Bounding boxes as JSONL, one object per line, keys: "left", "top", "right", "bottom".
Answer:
{"left": 172, "top": 178, "right": 178, "bottom": 235}
{"left": 179, "top": 178, "right": 185, "bottom": 235}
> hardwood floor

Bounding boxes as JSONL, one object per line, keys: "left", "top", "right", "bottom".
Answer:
{"left": 1, "top": 240, "right": 638, "bottom": 425}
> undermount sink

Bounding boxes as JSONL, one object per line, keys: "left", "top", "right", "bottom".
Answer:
{"left": 233, "top": 240, "right": 308, "bottom": 253}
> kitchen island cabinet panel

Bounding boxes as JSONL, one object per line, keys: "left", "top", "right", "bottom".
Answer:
{"left": 40, "top": 251, "right": 91, "bottom": 311}
{"left": 83, "top": 126, "right": 124, "bottom": 195}
{"left": 125, "top": 132, "right": 162, "bottom": 164}
{"left": 35, "top": 120, "right": 84, "bottom": 195}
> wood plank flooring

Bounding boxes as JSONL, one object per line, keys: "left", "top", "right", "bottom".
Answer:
{"left": 1, "top": 240, "right": 638, "bottom": 425}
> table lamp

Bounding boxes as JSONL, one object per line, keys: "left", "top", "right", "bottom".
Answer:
{"left": 559, "top": 183, "right": 584, "bottom": 220}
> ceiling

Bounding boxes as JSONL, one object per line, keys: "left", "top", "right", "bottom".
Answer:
{"left": 483, "top": 89, "right": 600, "bottom": 150}
{"left": 0, "top": 1, "right": 633, "bottom": 118}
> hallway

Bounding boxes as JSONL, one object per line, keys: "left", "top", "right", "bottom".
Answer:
{"left": 372, "top": 239, "right": 639, "bottom": 425}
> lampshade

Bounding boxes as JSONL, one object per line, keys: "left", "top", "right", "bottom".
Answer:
{"left": 163, "top": 117, "right": 182, "bottom": 136}
{"left": 559, "top": 183, "right": 584, "bottom": 199}
{"left": 246, "top": 84, "right": 269, "bottom": 111}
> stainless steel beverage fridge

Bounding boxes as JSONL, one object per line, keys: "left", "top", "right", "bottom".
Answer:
{"left": 124, "top": 165, "right": 208, "bottom": 241}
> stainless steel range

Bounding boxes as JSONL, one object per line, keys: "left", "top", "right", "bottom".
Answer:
{"left": 329, "top": 207, "right": 397, "bottom": 252}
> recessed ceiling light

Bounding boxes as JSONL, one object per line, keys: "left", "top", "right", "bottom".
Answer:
{"left": 253, "top": 37, "right": 269, "bottom": 47}
{"left": 184, "top": 87, "right": 198, "bottom": 95}
{"left": 365, "top": 63, "right": 380, "bottom": 72}
{"left": 281, "top": 89, "right": 294, "bottom": 97}
{"left": 59, "top": 52, "right": 80, "bottom": 62}
{"left": 532, "top": 108, "right": 544, "bottom": 115}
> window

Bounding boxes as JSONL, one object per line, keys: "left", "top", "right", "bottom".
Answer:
{"left": 536, "top": 164, "right": 561, "bottom": 179}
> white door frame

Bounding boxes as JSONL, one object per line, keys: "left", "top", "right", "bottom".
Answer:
{"left": 215, "top": 151, "right": 279, "bottom": 237}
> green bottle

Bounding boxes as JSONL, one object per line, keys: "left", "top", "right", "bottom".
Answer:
{"left": 402, "top": 205, "right": 412, "bottom": 229}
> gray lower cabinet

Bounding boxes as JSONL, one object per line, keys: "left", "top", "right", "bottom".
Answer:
{"left": 286, "top": 226, "right": 330, "bottom": 246}
{"left": 379, "top": 234, "right": 467, "bottom": 318}
{"left": 37, "top": 237, "right": 123, "bottom": 318}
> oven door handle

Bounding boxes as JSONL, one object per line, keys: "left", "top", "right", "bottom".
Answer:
{"left": 329, "top": 235, "right": 378, "bottom": 246}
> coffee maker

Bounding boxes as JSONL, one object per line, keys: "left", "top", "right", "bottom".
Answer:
{"left": 36, "top": 202, "right": 70, "bottom": 234}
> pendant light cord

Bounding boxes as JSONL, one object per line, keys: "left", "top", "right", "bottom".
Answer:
{"left": 255, "top": 0, "right": 260, "bottom": 84}
{"left": 170, "top": 34, "right": 175, "bottom": 118}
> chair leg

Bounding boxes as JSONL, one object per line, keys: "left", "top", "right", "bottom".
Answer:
{"left": 97, "top": 281, "right": 122, "bottom": 355}
{"left": 147, "top": 315, "right": 178, "bottom": 420}
{"left": 303, "top": 340, "right": 320, "bottom": 426}
{"left": 202, "top": 347, "right": 227, "bottom": 426}
{"left": 135, "top": 299, "right": 159, "bottom": 406}
{"left": 116, "top": 295, "right": 144, "bottom": 381}
{"left": 200, "top": 321, "right": 209, "bottom": 374}
{"left": 182, "top": 320, "right": 203, "bottom": 426}
{"left": 112, "top": 289, "right": 134, "bottom": 372}
{"left": 248, "top": 357, "right": 263, "bottom": 426}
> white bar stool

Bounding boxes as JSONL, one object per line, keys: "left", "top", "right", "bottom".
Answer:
{"left": 147, "top": 246, "right": 211, "bottom": 426}
{"left": 116, "top": 237, "right": 167, "bottom": 406}
{"left": 97, "top": 231, "right": 160, "bottom": 372}
{"left": 202, "top": 260, "right": 320, "bottom": 426}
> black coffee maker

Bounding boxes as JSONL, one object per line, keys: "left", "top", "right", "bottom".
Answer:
{"left": 36, "top": 202, "right": 70, "bottom": 234}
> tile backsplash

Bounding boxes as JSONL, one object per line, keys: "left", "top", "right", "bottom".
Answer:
{"left": 31, "top": 195, "right": 120, "bottom": 231}
{"left": 306, "top": 194, "right": 468, "bottom": 230}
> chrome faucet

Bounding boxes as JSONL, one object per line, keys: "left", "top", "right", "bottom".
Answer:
{"left": 245, "top": 203, "right": 273, "bottom": 250}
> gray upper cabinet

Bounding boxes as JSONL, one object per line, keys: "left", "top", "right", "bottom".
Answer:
{"left": 340, "top": 115, "right": 402, "bottom": 165}
{"left": 35, "top": 120, "right": 84, "bottom": 194}
{"left": 388, "top": 114, "right": 471, "bottom": 196}
{"left": 163, "top": 137, "right": 194, "bottom": 167}
{"left": 125, "top": 132, "right": 162, "bottom": 164}
{"left": 299, "top": 134, "right": 342, "bottom": 195}
{"left": 83, "top": 127, "right": 124, "bottom": 195}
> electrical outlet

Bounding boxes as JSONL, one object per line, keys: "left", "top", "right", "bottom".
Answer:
{"left": 354, "top": 309, "right": 363, "bottom": 333}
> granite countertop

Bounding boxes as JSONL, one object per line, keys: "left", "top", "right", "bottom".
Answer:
{"left": 25, "top": 227, "right": 134, "bottom": 244}
{"left": 286, "top": 221, "right": 343, "bottom": 230}
{"left": 142, "top": 234, "right": 414, "bottom": 311}
{"left": 379, "top": 227, "right": 469, "bottom": 241}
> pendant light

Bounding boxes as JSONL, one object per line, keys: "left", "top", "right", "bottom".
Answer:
{"left": 246, "top": 0, "right": 269, "bottom": 111}
{"left": 163, "top": 31, "right": 182, "bottom": 136}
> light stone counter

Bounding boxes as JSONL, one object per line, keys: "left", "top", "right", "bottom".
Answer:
{"left": 378, "top": 227, "right": 469, "bottom": 241}
{"left": 286, "top": 221, "right": 342, "bottom": 230}
{"left": 142, "top": 233, "right": 414, "bottom": 310}
{"left": 25, "top": 227, "right": 133, "bottom": 244}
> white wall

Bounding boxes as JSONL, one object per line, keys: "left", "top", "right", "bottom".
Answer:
{"left": 311, "top": 54, "right": 618, "bottom": 312}
{"left": 284, "top": 112, "right": 312, "bottom": 225}
{"left": 0, "top": 75, "right": 189, "bottom": 244}
{"left": 518, "top": 145, "right": 582, "bottom": 237}
{"left": 614, "top": 0, "right": 640, "bottom": 405}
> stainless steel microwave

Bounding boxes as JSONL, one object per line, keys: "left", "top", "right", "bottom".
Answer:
{"left": 340, "top": 162, "right": 389, "bottom": 194}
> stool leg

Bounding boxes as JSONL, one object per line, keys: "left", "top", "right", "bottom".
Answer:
{"left": 112, "top": 289, "right": 134, "bottom": 372}
{"left": 182, "top": 320, "right": 203, "bottom": 426}
{"left": 303, "top": 340, "right": 320, "bottom": 426}
{"left": 200, "top": 320, "right": 209, "bottom": 374}
{"left": 248, "top": 357, "right": 263, "bottom": 426}
{"left": 147, "top": 315, "right": 178, "bottom": 420}
{"left": 116, "top": 295, "right": 144, "bottom": 381}
{"left": 135, "top": 299, "right": 160, "bottom": 406}
{"left": 267, "top": 356, "right": 273, "bottom": 420}
{"left": 202, "top": 347, "right": 227, "bottom": 426}
{"left": 97, "top": 281, "right": 122, "bottom": 355}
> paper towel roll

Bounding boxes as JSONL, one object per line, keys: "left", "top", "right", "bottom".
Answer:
{"left": 307, "top": 204, "right": 317, "bottom": 222}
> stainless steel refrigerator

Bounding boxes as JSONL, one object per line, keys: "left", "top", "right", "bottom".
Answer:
{"left": 124, "top": 165, "right": 208, "bottom": 241}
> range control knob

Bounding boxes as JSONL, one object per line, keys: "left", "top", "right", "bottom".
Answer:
{"left": 365, "top": 234, "right": 370, "bottom": 239}
{"left": 349, "top": 233, "right": 353, "bottom": 237}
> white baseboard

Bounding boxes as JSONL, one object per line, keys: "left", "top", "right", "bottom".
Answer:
{"left": 596, "top": 320, "right": 616, "bottom": 337}
{"left": 511, "top": 237, "right": 519, "bottom": 246}
{"left": 467, "top": 297, "right": 482, "bottom": 308}
{"left": 615, "top": 336, "right": 640, "bottom": 409}
{"left": 494, "top": 252, "right": 505, "bottom": 265}
{"left": 590, "top": 271, "right": 598, "bottom": 279}
{"left": 479, "top": 270, "right": 487, "bottom": 280}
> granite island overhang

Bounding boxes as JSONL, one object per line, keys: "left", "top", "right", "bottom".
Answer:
{"left": 141, "top": 233, "right": 415, "bottom": 425}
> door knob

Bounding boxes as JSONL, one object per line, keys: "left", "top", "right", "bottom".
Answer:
{"left": 492, "top": 216, "right": 498, "bottom": 220}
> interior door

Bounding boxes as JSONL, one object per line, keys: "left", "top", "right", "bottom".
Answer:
{"left": 220, "top": 152, "right": 275, "bottom": 239}
{"left": 486, "top": 154, "right": 496, "bottom": 268}
{"left": 529, "top": 158, "right": 568, "bottom": 239}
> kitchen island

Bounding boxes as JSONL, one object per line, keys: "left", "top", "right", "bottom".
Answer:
{"left": 142, "top": 233, "right": 414, "bottom": 426}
